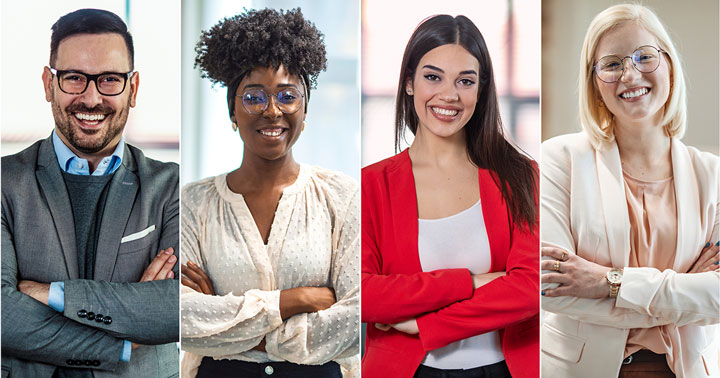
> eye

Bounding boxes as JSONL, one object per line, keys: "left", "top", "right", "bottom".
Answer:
{"left": 424, "top": 74, "right": 440, "bottom": 81}
{"left": 458, "top": 78, "right": 476, "bottom": 86}
{"left": 100, "top": 75, "right": 123, "bottom": 83}
{"left": 278, "top": 91, "right": 298, "bottom": 102}
{"left": 63, "top": 74, "right": 85, "bottom": 82}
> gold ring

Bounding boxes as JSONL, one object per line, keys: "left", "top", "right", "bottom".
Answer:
{"left": 553, "top": 260, "right": 561, "bottom": 272}
{"left": 561, "top": 250, "right": 568, "bottom": 262}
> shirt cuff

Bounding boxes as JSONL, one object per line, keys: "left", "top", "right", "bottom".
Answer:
{"left": 48, "top": 282, "right": 65, "bottom": 312}
{"left": 120, "top": 340, "right": 132, "bottom": 362}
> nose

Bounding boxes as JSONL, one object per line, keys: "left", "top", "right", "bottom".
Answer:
{"left": 438, "top": 82, "right": 459, "bottom": 102}
{"left": 620, "top": 58, "right": 640, "bottom": 83}
{"left": 262, "top": 95, "right": 282, "bottom": 119}
{"left": 77, "top": 79, "right": 104, "bottom": 108}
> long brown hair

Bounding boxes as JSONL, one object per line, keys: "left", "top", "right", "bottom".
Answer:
{"left": 395, "top": 15, "right": 537, "bottom": 231}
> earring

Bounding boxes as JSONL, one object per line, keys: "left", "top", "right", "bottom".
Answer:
{"left": 232, "top": 122, "right": 238, "bottom": 132}
{"left": 406, "top": 89, "right": 413, "bottom": 96}
{"left": 302, "top": 121, "right": 306, "bottom": 132}
{"left": 598, "top": 99, "right": 604, "bottom": 108}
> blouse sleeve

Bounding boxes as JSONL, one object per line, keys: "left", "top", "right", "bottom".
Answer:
{"left": 263, "top": 187, "right": 360, "bottom": 364}
{"left": 541, "top": 140, "right": 720, "bottom": 328}
{"left": 180, "top": 190, "right": 283, "bottom": 356}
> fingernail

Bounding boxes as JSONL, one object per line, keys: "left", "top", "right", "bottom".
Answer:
{"left": 168, "top": 271, "right": 174, "bottom": 279}
{"left": 715, "top": 261, "right": 719, "bottom": 265}
{"left": 715, "top": 241, "right": 719, "bottom": 246}
{"left": 165, "top": 249, "right": 173, "bottom": 255}
{"left": 706, "top": 242, "right": 711, "bottom": 248}
{"left": 169, "top": 255, "right": 176, "bottom": 263}
{"left": 188, "top": 261, "right": 195, "bottom": 266}
{"left": 541, "top": 291, "right": 545, "bottom": 296}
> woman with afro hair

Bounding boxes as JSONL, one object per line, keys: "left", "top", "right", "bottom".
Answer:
{"left": 180, "top": 8, "right": 359, "bottom": 378}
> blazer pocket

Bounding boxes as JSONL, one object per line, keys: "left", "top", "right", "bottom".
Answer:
{"left": 542, "top": 323, "right": 586, "bottom": 363}
{"left": 118, "top": 225, "right": 157, "bottom": 254}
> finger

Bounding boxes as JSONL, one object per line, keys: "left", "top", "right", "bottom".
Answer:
{"left": 140, "top": 249, "right": 172, "bottom": 282}
{"left": 541, "top": 246, "right": 566, "bottom": 259}
{"left": 152, "top": 249, "right": 177, "bottom": 281}
{"left": 181, "top": 276, "right": 201, "bottom": 292}
{"left": 541, "top": 260, "right": 565, "bottom": 273}
{"left": 542, "top": 286, "right": 573, "bottom": 297}
{"left": 541, "top": 273, "right": 569, "bottom": 284}
{"left": 186, "top": 261, "right": 214, "bottom": 294}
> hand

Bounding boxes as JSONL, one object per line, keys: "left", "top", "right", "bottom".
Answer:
{"left": 541, "top": 246, "right": 610, "bottom": 298}
{"left": 472, "top": 271, "right": 506, "bottom": 289}
{"left": 131, "top": 342, "right": 143, "bottom": 350}
{"left": 279, "top": 286, "right": 336, "bottom": 320}
{"left": 140, "top": 248, "right": 177, "bottom": 282}
{"left": 688, "top": 241, "right": 720, "bottom": 273}
{"left": 375, "top": 318, "right": 419, "bottom": 335}
{"left": 18, "top": 280, "right": 50, "bottom": 305}
{"left": 181, "top": 261, "right": 216, "bottom": 295}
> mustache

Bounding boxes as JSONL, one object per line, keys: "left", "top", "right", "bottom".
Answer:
{"left": 65, "top": 104, "right": 115, "bottom": 114}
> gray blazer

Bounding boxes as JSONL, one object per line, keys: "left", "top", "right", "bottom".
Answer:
{"left": 1, "top": 136, "right": 179, "bottom": 378}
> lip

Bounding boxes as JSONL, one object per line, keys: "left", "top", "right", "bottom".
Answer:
{"left": 256, "top": 125, "right": 289, "bottom": 141}
{"left": 428, "top": 105, "right": 462, "bottom": 122}
{"left": 617, "top": 86, "right": 651, "bottom": 102}
{"left": 71, "top": 112, "right": 110, "bottom": 131}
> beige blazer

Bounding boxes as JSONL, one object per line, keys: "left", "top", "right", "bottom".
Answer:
{"left": 540, "top": 132, "right": 719, "bottom": 378}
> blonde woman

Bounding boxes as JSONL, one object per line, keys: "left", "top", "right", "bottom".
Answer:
{"left": 541, "top": 4, "right": 719, "bottom": 378}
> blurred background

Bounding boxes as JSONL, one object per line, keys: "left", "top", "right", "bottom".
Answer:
{"left": 0, "top": 1, "right": 180, "bottom": 162}
{"left": 361, "top": 0, "right": 540, "bottom": 167}
{"left": 542, "top": 0, "right": 719, "bottom": 153}
{"left": 181, "top": 0, "right": 360, "bottom": 186}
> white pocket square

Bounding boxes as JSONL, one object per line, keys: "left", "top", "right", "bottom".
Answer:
{"left": 121, "top": 225, "right": 155, "bottom": 243}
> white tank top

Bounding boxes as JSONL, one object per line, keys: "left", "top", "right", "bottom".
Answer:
{"left": 417, "top": 199, "right": 505, "bottom": 369}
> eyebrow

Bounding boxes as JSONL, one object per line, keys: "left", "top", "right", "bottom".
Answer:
{"left": 422, "top": 65, "right": 478, "bottom": 76}
{"left": 242, "top": 83, "right": 299, "bottom": 91}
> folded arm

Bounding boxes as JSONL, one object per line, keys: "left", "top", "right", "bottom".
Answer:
{"left": 1, "top": 210, "right": 124, "bottom": 371}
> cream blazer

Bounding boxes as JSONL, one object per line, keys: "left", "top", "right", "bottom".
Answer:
{"left": 540, "top": 132, "right": 720, "bottom": 378}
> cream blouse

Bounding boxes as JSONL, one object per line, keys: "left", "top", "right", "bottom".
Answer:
{"left": 180, "top": 165, "right": 360, "bottom": 377}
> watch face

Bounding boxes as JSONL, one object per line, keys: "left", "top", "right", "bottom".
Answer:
{"left": 608, "top": 270, "right": 622, "bottom": 284}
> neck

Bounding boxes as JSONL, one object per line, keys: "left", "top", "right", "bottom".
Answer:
{"left": 234, "top": 150, "right": 300, "bottom": 191}
{"left": 614, "top": 118, "right": 670, "bottom": 163}
{"left": 408, "top": 127, "right": 469, "bottom": 169}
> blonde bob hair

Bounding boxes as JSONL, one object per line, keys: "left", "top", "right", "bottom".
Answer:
{"left": 579, "top": 4, "right": 686, "bottom": 149}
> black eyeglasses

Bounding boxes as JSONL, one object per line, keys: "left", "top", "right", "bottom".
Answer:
{"left": 593, "top": 45, "right": 667, "bottom": 83}
{"left": 50, "top": 68, "right": 134, "bottom": 96}
{"left": 237, "top": 87, "right": 305, "bottom": 115}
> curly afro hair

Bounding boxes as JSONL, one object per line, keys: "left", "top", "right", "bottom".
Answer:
{"left": 195, "top": 8, "right": 327, "bottom": 119}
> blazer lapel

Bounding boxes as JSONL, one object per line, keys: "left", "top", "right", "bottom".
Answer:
{"left": 478, "top": 169, "right": 510, "bottom": 272}
{"left": 670, "top": 139, "right": 701, "bottom": 272}
{"left": 36, "top": 137, "right": 79, "bottom": 279}
{"left": 595, "top": 142, "right": 631, "bottom": 267}
{"left": 388, "top": 150, "right": 423, "bottom": 273}
{"left": 94, "top": 146, "right": 138, "bottom": 281}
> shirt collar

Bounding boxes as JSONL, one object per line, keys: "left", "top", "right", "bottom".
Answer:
{"left": 52, "top": 130, "right": 125, "bottom": 176}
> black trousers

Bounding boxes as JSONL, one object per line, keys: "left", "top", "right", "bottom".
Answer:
{"left": 413, "top": 361, "right": 511, "bottom": 378}
{"left": 197, "top": 357, "right": 342, "bottom": 378}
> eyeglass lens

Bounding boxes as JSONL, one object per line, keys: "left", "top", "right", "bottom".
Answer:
{"left": 58, "top": 71, "right": 128, "bottom": 95}
{"left": 241, "top": 88, "right": 303, "bottom": 114}
{"left": 595, "top": 46, "right": 662, "bottom": 83}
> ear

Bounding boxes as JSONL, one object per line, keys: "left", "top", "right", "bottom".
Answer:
{"left": 42, "top": 67, "right": 53, "bottom": 102}
{"left": 128, "top": 71, "right": 140, "bottom": 107}
{"left": 405, "top": 80, "right": 413, "bottom": 96}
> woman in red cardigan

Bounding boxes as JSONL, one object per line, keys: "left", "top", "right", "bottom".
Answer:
{"left": 361, "top": 15, "right": 539, "bottom": 378}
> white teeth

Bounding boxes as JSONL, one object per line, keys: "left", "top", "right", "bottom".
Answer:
{"left": 259, "top": 129, "right": 283, "bottom": 137}
{"left": 432, "top": 107, "right": 458, "bottom": 116}
{"left": 620, "top": 88, "right": 649, "bottom": 99}
{"left": 74, "top": 113, "right": 106, "bottom": 121}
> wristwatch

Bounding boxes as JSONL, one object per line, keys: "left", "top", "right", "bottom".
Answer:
{"left": 606, "top": 268, "right": 623, "bottom": 297}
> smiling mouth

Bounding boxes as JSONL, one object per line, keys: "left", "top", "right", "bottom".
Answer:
{"left": 73, "top": 112, "right": 107, "bottom": 126}
{"left": 257, "top": 128, "right": 286, "bottom": 137}
{"left": 431, "top": 107, "right": 459, "bottom": 116}
{"left": 619, "top": 88, "right": 650, "bottom": 99}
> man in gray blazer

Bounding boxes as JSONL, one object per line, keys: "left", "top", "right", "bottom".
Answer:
{"left": 1, "top": 9, "right": 179, "bottom": 378}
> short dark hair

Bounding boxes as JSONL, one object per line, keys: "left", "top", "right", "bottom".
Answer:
{"left": 194, "top": 8, "right": 327, "bottom": 119}
{"left": 396, "top": 15, "right": 537, "bottom": 231}
{"left": 50, "top": 8, "right": 134, "bottom": 70}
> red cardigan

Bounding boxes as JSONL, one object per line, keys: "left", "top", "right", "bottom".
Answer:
{"left": 361, "top": 150, "right": 539, "bottom": 378}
